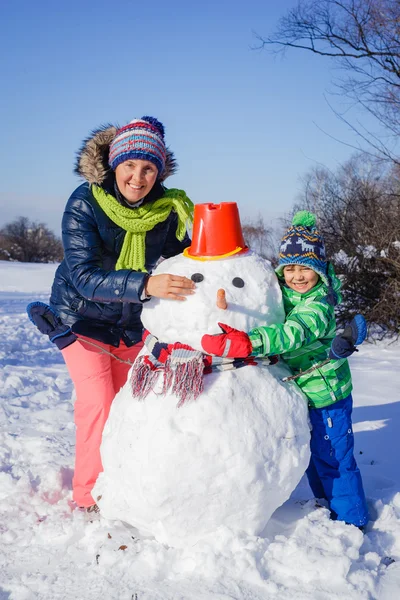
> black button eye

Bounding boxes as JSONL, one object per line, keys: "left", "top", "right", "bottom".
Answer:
{"left": 191, "top": 273, "right": 204, "bottom": 283}
{"left": 232, "top": 277, "right": 245, "bottom": 288}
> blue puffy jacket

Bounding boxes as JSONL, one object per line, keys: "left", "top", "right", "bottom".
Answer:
{"left": 50, "top": 125, "right": 191, "bottom": 347}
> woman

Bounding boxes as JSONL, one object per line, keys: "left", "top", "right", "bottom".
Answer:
{"left": 49, "top": 116, "right": 195, "bottom": 511}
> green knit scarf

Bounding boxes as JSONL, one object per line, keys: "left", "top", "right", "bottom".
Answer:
{"left": 92, "top": 184, "right": 194, "bottom": 272}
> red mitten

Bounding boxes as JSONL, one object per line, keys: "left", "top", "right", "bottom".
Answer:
{"left": 201, "top": 323, "right": 253, "bottom": 358}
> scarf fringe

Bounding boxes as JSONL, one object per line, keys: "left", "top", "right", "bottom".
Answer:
{"left": 162, "top": 357, "right": 174, "bottom": 396}
{"left": 130, "top": 353, "right": 204, "bottom": 407}
{"left": 170, "top": 354, "right": 205, "bottom": 407}
{"left": 130, "top": 356, "right": 161, "bottom": 401}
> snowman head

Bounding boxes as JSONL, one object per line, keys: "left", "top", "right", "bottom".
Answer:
{"left": 142, "top": 203, "right": 285, "bottom": 350}
{"left": 142, "top": 251, "right": 285, "bottom": 350}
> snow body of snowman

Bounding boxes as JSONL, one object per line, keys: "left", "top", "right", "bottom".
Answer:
{"left": 94, "top": 206, "right": 310, "bottom": 548}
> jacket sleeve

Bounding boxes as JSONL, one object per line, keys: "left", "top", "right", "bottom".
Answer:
{"left": 161, "top": 211, "right": 191, "bottom": 259}
{"left": 249, "top": 300, "right": 333, "bottom": 357}
{"left": 62, "top": 193, "right": 148, "bottom": 304}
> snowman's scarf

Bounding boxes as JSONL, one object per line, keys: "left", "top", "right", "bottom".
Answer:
{"left": 130, "top": 330, "right": 205, "bottom": 407}
{"left": 130, "top": 329, "right": 259, "bottom": 407}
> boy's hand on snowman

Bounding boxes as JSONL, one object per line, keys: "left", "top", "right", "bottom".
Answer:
{"left": 145, "top": 274, "right": 196, "bottom": 301}
{"left": 201, "top": 323, "right": 253, "bottom": 358}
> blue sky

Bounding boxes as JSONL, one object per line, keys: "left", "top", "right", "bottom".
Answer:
{"left": 0, "top": 0, "right": 374, "bottom": 234}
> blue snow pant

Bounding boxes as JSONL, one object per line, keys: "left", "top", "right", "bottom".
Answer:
{"left": 306, "top": 394, "right": 369, "bottom": 527}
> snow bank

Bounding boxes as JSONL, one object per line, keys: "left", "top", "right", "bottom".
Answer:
{"left": 0, "top": 260, "right": 58, "bottom": 293}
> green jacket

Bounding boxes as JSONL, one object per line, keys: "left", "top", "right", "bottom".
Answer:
{"left": 249, "top": 268, "right": 352, "bottom": 409}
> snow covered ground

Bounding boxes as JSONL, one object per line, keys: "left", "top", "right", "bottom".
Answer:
{"left": 1, "top": 260, "right": 399, "bottom": 600}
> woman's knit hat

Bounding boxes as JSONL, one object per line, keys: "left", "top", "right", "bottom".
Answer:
{"left": 275, "top": 211, "right": 328, "bottom": 285}
{"left": 108, "top": 116, "right": 167, "bottom": 176}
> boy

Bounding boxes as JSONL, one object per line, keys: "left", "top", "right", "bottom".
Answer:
{"left": 202, "top": 211, "right": 369, "bottom": 529}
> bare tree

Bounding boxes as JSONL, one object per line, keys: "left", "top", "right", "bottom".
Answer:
{"left": 0, "top": 231, "right": 11, "bottom": 260}
{"left": 242, "top": 215, "right": 277, "bottom": 263}
{"left": 258, "top": 0, "right": 400, "bottom": 162}
{"left": 0, "top": 217, "right": 63, "bottom": 263}
{"left": 294, "top": 153, "right": 400, "bottom": 336}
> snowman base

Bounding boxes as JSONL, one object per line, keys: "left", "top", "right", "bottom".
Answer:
{"left": 93, "top": 360, "right": 310, "bottom": 548}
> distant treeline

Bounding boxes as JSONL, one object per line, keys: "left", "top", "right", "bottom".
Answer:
{"left": 0, "top": 217, "right": 63, "bottom": 263}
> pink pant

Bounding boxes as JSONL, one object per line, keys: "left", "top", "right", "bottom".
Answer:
{"left": 62, "top": 335, "right": 143, "bottom": 507}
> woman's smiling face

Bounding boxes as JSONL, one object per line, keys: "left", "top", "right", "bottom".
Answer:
{"left": 115, "top": 159, "right": 158, "bottom": 204}
{"left": 283, "top": 264, "right": 319, "bottom": 294}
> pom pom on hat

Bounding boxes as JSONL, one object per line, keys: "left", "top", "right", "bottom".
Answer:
{"left": 140, "top": 116, "right": 165, "bottom": 138}
{"left": 108, "top": 116, "right": 167, "bottom": 175}
{"left": 292, "top": 210, "right": 317, "bottom": 229}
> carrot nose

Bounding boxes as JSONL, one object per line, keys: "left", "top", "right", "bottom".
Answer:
{"left": 216, "top": 288, "right": 227, "bottom": 310}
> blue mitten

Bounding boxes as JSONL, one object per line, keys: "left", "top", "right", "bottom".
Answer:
{"left": 27, "top": 302, "right": 77, "bottom": 350}
{"left": 329, "top": 314, "right": 367, "bottom": 359}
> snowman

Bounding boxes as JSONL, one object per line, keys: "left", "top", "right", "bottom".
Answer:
{"left": 93, "top": 202, "right": 310, "bottom": 548}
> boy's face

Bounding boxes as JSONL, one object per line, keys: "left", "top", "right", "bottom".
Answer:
{"left": 283, "top": 264, "right": 319, "bottom": 294}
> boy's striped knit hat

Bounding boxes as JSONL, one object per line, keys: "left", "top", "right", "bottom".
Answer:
{"left": 108, "top": 116, "right": 167, "bottom": 176}
{"left": 275, "top": 211, "right": 328, "bottom": 285}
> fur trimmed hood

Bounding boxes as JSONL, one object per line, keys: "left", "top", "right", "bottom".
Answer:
{"left": 74, "top": 124, "right": 177, "bottom": 185}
